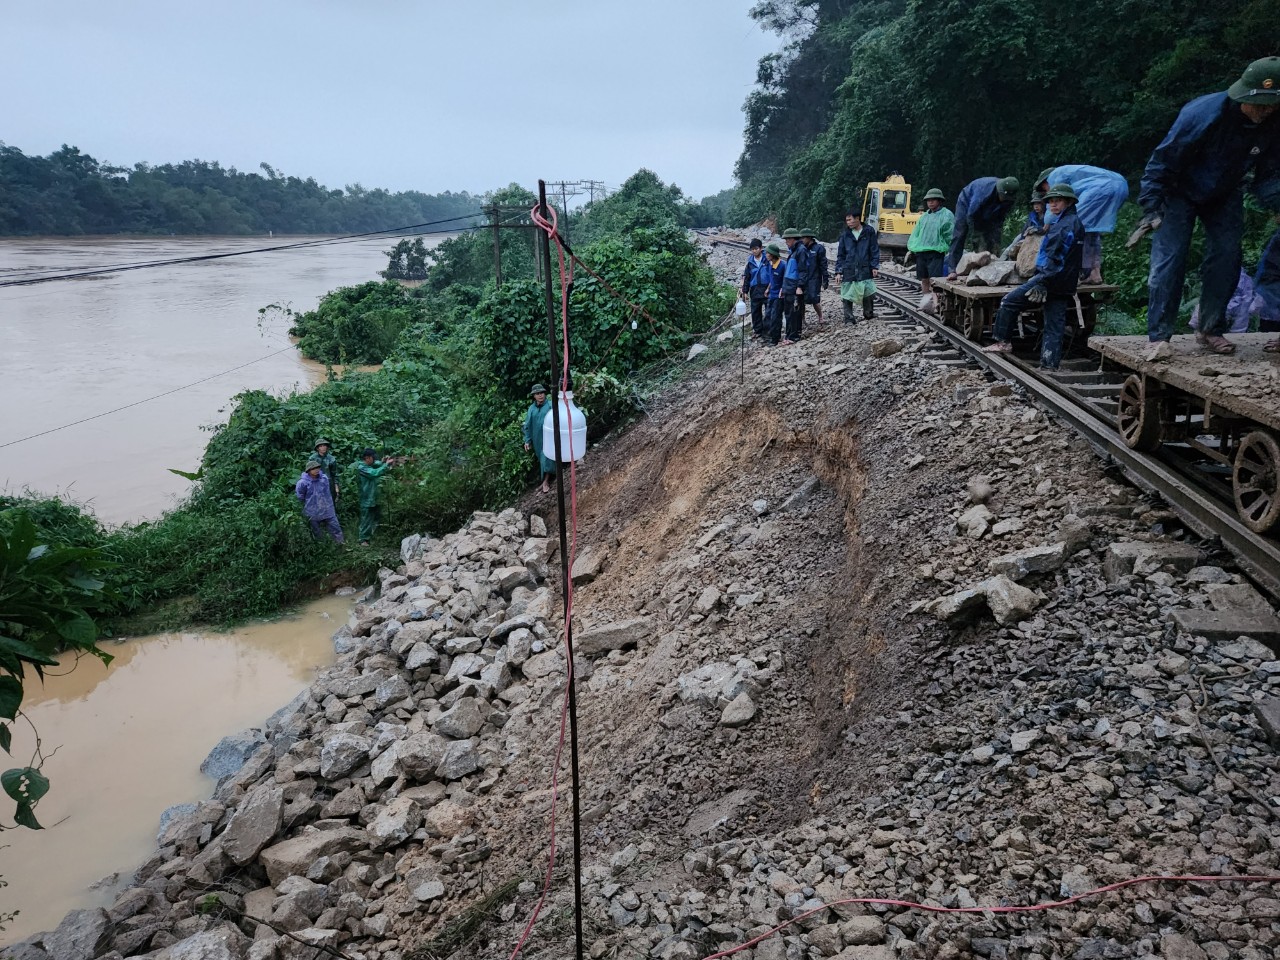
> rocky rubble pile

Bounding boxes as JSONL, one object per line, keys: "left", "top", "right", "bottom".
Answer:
{"left": 10, "top": 508, "right": 584, "bottom": 960}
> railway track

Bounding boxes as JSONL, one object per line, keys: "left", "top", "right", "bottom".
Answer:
{"left": 695, "top": 228, "right": 1280, "bottom": 598}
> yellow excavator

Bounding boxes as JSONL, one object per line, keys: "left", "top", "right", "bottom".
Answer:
{"left": 860, "top": 174, "right": 921, "bottom": 251}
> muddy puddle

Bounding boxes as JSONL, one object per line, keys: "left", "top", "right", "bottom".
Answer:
{"left": 0, "top": 594, "right": 351, "bottom": 943}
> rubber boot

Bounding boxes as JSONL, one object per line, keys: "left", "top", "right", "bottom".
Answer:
{"left": 862, "top": 296, "right": 875, "bottom": 321}
{"left": 842, "top": 299, "right": 855, "bottom": 324}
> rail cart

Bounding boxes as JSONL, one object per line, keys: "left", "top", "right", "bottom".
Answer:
{"left": 1091, "top": 334, "right": 1280, "bottom": 533}
{"left": 932, "top": 278, "right": 1118, "bottom": 342}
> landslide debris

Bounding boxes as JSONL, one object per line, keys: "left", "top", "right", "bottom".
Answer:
{"left": 16, "top": 248, "right": 1280, "bottom": 960}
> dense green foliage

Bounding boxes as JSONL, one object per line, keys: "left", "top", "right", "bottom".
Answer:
{"left": 730, "top": 0, "right": 1276, "bottom": 236}
{"left": 0, "top": 510, "right": 111, "bottom": 829}
{"left": 8, "top": 170, "right": 730, "bottom": 629}
{"left": 281, "top": 281, "right": 430, "bottom": 364}
{"left": 0, "top": 143, "right": 481, "bottom": 236}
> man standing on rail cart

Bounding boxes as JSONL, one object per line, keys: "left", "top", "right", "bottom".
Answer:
{"left": 835, "top": 209, "right": 881, "bottom": 323}
{"left": 740, "top": 238, "right": 771, "bottom": 340}
{"left": 906, "top": 188, "right": 953, "bottom": 310}
{"left": 780, "top": 228, "right": 812, "bottom": 344}
{"left": 1136, "top": 56, "right": 1280, "bottom": 361}
{"left": 801, "top": 230, "right": 829, "bottom": 325}
{"left": 764, "top": 242, "right": 787, "bottom": 346}
{"left": 1033, "top": 165, "right": 1130, "bottom": 284}
{"left": 945, "top": 176, "right": 1020, "bottom": 279}
{"left": 981, "top": 183, "right": 1083, "bottom": 370}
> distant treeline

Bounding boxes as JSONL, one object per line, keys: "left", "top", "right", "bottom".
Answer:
{"left": 0, "top": 143, "right": 482, "bottom": 236}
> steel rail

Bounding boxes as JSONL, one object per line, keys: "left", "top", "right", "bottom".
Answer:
{"left": 873, "top": 274, "right": 1280, "bottom": 598}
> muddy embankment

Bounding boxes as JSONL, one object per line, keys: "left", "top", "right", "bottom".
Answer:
{"left": 14, "top": 257, "right": 1280, "bottom": 960}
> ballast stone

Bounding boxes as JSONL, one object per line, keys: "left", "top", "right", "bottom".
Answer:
{"left": 577, "top": 618, "right": 652, "bottom": 656}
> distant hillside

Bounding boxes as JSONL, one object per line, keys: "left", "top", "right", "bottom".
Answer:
{"left": 0, "top": 143, "right": 482, "bottom": 236}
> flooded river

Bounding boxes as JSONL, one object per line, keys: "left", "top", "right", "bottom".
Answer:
{"left": 0, "top": 235, "right": 448, "bottom": 525}
{"left": 0, "top": 595, "right": 350, "bottom": 943}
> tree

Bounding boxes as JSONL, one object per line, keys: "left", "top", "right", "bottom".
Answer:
{"left": 0, "top": 511, "right": 111, "bottom": 829}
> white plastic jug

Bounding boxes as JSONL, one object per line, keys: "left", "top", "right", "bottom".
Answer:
{"left": 735, "top": 299, "right": 748, "bottom": 318}
{"left": 542, "top": 391, "right": 587, "bottom": 462}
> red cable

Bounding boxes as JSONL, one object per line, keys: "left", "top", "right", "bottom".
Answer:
{"left": 507, "top": 204, "right": 583, "bottom": 960}
{"left": 700, "top": 874, "right": 1280, "bottom": 960}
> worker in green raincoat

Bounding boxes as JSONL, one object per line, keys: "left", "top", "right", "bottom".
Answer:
{"left": 522, "top": 383, "right": 556, "bottom": 494}
{"left": 310, "top": 438, "right": 339, "bottom": 504}
{"left": 352, "top": 447, "right": 395, "bottom": 546}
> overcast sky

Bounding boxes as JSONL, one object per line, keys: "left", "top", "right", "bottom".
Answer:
{"left": 4, "top": 0, "right": 777, "bottom": 200}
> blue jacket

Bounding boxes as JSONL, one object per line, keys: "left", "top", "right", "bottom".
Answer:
{"left": 806, "top": 241, "right": 829, "bottom": 299}
{"left": 1042, "top": 165, "right": 1129, "bottom": 233}
{"left": 782, "top": 242, "right": 811, "bottom": 296}
{"left": 765, "top": 257, "right": 786, "bottom": 300}
{"left": 741, "top": 253, "right": 771, "bottom": 297}
{"left": 1139, "top": 92, "right": 1280, "bottom": 214}
{"left": 1032, "top": 206, "right": 1083, "bottom": 298}
{"left": 1023, "top": 209, "right": 1045, "bottom": 235}
{"left": 835, "top": 226, "right": 880, "bottom": 282}
{"left": 955, "top": 177, "right": 1016, "bottom": 232}
{"left": 295, "top": 470, "right": 337, "bottom": 520}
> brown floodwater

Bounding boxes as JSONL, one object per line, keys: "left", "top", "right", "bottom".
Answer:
{"left": 0, "top": 235, "right": 449, "bottom": 524}
{"left": 0, "top": 595, "right": 350, "bottom": 943}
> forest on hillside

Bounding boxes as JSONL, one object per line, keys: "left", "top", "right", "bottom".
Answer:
{"left": 730, "top": 0, "right": 1276, "bottom": 234}
{"left": 0, "top": 143, "right": 482, "bottom": 235}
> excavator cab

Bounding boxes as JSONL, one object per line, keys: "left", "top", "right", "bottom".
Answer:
{"left": 861, "top": 174, "right": 920, "bottom": 251}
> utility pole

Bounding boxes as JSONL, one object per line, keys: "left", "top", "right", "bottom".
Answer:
{"left": 486, "top": 204, "right": 502, "bottom": 290}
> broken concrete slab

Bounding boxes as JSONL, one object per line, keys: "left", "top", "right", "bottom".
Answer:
{"left": 1171, "top": 609, "right": 1280, "bottom": 647}
{"left": 988, "top": 543, "right": 1067, "bottom": 580}
{"left": 1103, "top": 541, "right": 1201, "bottom": 582}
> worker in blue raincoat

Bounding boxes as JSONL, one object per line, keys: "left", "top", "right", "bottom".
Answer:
{"left": 522, "top": 384, "right": 557, "bottom": 494}
{"left": 296, "top": 459, "right": 344, "bottom": 543}
{"left": 780, "top": 228, "right": 811, "bottom": 344}
{"left": 1254, "top": 231, "right": 1280, "bottom": 343}
{"left": 740, "top": 238, "right": 772, "bottom": 339}
{"left": 801, "top": 229, "right": 829, "bottom": 324}
{"left": 1137, "top": 57, "right": 1280, "bottom": 361}
{"left": 945, "top": 176, "right": 1020, "bottom": 278}
{"left": 764, "top": 242, "right": 787, "bottom": 346}
{"left": 1034, "top": 165, "right": 1130, "bottom": 283}
{"left": 982, "top": 184, "right": 1083, "bottom": 370}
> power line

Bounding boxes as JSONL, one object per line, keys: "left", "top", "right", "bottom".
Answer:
{"left": 0, "top": 214, "right": 487, "bottom": 288}
{"left": 0, "top": 346, "right": 299, "bottom": 450}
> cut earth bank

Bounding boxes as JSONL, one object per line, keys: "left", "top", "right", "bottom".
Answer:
{"left": 15, "top": 279, "right": 1280, "bottom": 960}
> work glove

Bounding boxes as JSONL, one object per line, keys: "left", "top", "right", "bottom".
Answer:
{"left": 1026, "top": 285, "right": 1048, "bottom": 304}
{"left": 1126, "top": 211, "right": 1162, "bottom": 249}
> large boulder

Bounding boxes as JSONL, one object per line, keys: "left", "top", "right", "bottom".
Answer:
{"left": 435, "top": 698, "right": 485, "bottom": 739}
{"left": 367, "top": 796, "right": 422, "bottom": 851}
{"left": 398, "top": 732, "right": 449, "bottom": 780}
{"left": 42, "top": 909, "right": 110, "bottom": 960}
{"left": 200, "top": 730, "right": 266, "bottom": 780}
{"left": 259, "top": 827, "right": 368, "bottom": 885}
{"left": 576, "top": 619, "right": 652, "bottom": 656}
{"left": 222, "top": 785, "right": 285, "bottom": 865}
{"left": 319, "top": 732, "right": 372, "bottom": 780}
{"left": 153, "top": 927, "right": 248, "bottom": 960}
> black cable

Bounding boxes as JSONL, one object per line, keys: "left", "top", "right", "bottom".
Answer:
{"left": 0, "top": 214, "right": 487, "bottom": 288}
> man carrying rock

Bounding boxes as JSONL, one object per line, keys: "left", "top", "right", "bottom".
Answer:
{"left": 982, "top": 184, "right": 1083, "bottom": 370}
{"left": 740, "top": 238, "right": 772, "bottom": 340}
{"left": 835, "top": 210, "right": 880, "bottom": 323}
{"left": 1137, "top": 57, "right": 1280, "bottom": 361}
{"left": 295, "top": 458, "right": 344, "bottom": 543}
{"left": 780, "top": 228, "right": 812, "bottom": 344}
{"left": 906, "top": 188, "right": 953, "bottom": 309}
{"left": 1033, "top": 164, "right": 1130, "bottom": 283}
{"left": 946, "top": 176, "right": 1020, "bottom": 279}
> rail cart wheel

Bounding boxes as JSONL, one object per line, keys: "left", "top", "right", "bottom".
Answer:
{"left": 965, "top": 302, "right": 985, "bottom": 341}
{"left": 1116, "top": 374, "right": 1161, "bottom": 452}
{"left": 1233, "top": 430, "right": 1280, "bottom": 534}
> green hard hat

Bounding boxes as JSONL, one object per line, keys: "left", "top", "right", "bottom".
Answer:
{"left": 1042, "top": 183, "right": 1078, "bottom": 202}
{"left": 799, "top": 227, "right": 817, "bottom": 237}
{"left": 765, "top": 242, "right": 783, "bottom": 256}
{"left": 781, "top": 228, "right": 801, "bottom": 238}
{"left": 530, "top": 383, "right": 547, "bottom": 395}
{"left": 305, "top": 458, "right": 322, "bottom": 470}
{"left": 1229, "top": 57, "right": 1280, "bottom": 105}
{"left": 1036, "top": 167, "right": 1056, "bottom": 190}
{"left": 314, "top": 437, "right": 331, "bottom": 450}
{"left": 996, "top": 177, "right": 1021, "bottom": 199}
{"left": 923, "top": 188, "right": 945, "bottom": 201}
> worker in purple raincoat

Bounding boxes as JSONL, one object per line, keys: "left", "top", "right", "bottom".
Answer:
{"left": 296, "top": 458, "right": 344, "bottom": 542}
